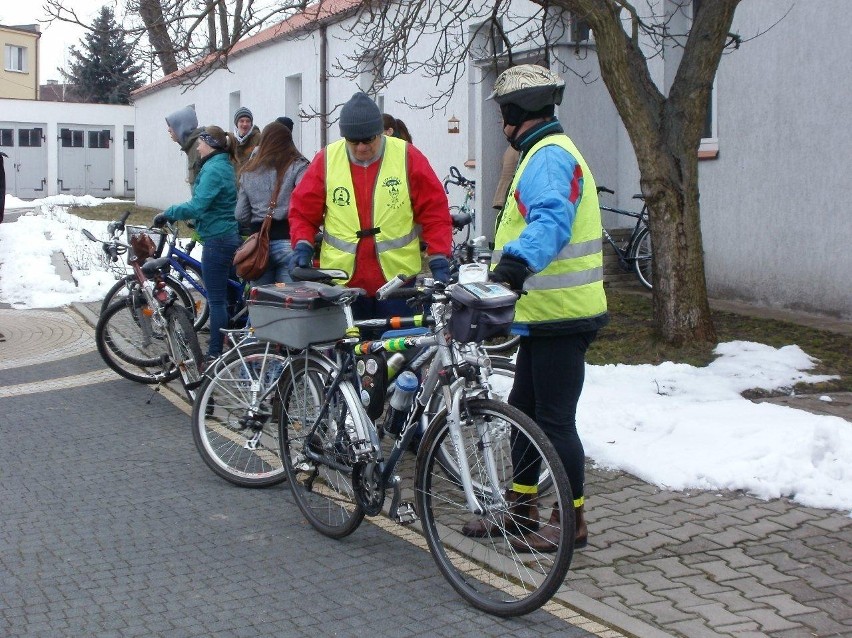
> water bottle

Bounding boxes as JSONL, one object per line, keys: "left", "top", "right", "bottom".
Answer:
{"left": 386, "top": 370, "right": 418, "bottom": 436}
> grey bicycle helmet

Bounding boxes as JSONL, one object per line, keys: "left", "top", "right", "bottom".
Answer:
{"left": 489, "top": 64, "right": 565, "bottom": 111}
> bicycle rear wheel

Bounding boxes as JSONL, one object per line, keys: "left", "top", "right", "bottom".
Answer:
{"left": 165, "top": 305, "right": 203, "bottom": 401}
{"left": 191, "top": 343, "right": 289, "bottom": 487}
{"left": 630, "top": 226, "right": 653, "bottom": 290}
{"left": 96, "top": 297, "right": 178, "bottom": 384}
{"left": 100, "top": 273, "right": 197, "bottom": 324}
{"left": 415, "top": 398, "right": 573, "bottom": 617}
{"left": 279, "top": 354, "right": 366, "bottom": 539}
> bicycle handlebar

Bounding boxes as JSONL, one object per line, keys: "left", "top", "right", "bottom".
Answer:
{"left": 443, "top": 165, "right": 476, "bottom": 193}
{"left": 596, "top": 185, "right": 615, "bottom": 195}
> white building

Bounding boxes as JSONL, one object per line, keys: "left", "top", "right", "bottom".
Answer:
{"left": 131, "top": 0, "right": 852, "bottom": 319}
{"left": 1, "top": 98, "right": 135, "bottom": 198}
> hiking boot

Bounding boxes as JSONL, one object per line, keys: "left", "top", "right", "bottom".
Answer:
{"left": 461, "top": 490, "right": 539, "bottom": 538}
{"left": 509, "top": 503, "right": 587, "bottom": 553}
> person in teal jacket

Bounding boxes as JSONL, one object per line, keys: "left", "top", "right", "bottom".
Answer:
{"left": 153, "top": 125, "right": 241, "bottom": 361}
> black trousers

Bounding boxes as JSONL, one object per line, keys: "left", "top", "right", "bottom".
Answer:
{"left": 509, "top": 331, "right": 597, "bottom": 505}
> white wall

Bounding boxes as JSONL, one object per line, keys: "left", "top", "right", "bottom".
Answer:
{"left": 697, "top": 1, "right": 852, "bottom": 317}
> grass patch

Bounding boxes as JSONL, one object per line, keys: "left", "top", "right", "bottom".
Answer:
{"left": 589, "top": 288, "right": 852, "bottom": 396}
{"left": 67, "top": 201, "right": 161, "bottom": 225}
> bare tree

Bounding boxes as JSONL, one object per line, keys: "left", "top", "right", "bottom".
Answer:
{"left": 42, "top": 0, "right": 310, "bottom": 85}
{"left": 339, "top": 0, "right": 751, "bottom": 346}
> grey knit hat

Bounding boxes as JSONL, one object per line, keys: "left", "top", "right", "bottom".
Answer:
{"left": 233, "top": 106, "right": 253, "bottom": 125}
{"left": 339, "top": 92, "right": 383, "bottom": 139}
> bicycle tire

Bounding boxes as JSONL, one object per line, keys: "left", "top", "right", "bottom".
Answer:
{"left": 191, "top": 343, "right": 289, "bottom": 488}
{"left": 99, "top": 273, "right": 197, "bottom": 324}
{"left": 166, "top": 305, "right": 203, "bottom": 401}
{"left": 630, "top": 226, "right": 653, "bottom": 290}
{"left": 481, "top": 334, "right": 520, "bottom": 354}
{"left": 95, "top": 297, "right": 179, "bottom": 384}
{"left": 279, "top": 354, "right": 366, "bottom": 538}
{"left": 415, "top": 398, "right": 574, "bottom": 617}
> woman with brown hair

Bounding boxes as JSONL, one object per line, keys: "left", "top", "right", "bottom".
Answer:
{"left": 235, "top": 121, "right": 309, "bottom": 284}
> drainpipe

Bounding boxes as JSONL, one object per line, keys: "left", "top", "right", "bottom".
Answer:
{"left": 320, "top": 25, "right": 328, "bottom": 147}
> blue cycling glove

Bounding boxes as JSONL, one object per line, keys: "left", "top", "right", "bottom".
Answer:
{"left": 428, "top": 255, "right": 451, "bottom": 284}
{"left": 289, "top": 241, "right": 315, "bottom": 274}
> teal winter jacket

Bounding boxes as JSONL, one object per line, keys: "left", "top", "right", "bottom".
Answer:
{"left": 163, "top": 151, "right": 238, "bottom": 240}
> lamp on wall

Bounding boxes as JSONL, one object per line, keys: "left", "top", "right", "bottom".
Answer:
{"left": 447, "top": 115, "right": 460, "bottom": 134}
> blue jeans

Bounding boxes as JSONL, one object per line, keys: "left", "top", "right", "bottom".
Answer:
{"left": 202, "top": 232, "right": 242, "bottom": 357}
{"left": 253, "top": 239, "right": 293, "bottom": 286}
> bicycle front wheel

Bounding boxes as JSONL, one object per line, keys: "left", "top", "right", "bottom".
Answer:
{"left": 630, "top": 226, "right": 653, "bottom": 290}
{"left": 191, "top": 343, "right": 289, "bottom": 487}
{"left": 279, "top": 354, "right": 366, "bottom": 539}
{"left": 415, "top": 398, "right": 574, "bottom": 617}
{"left": 96, "top": 297, "right": 178, "bottom": 384}
{"left": 165, "top": 305, "right": 203, "bottom": 401}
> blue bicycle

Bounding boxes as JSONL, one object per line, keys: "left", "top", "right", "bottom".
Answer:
{"left": 99, "top": 214, "right": 247, "bottom": 331}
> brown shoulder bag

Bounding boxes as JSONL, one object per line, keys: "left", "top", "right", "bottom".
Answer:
{"left": 233, "top": 172, "right": 285, "bottom": 281}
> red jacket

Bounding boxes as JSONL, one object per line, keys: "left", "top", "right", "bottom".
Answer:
{"left": 290, "top": 141, "right": 451, "bottom": 296}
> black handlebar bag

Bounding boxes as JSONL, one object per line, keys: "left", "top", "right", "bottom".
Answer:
{"left": 448, "top": 282, "right": 518, "bottom": 343}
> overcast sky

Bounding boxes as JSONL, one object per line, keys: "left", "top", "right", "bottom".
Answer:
{"left": 1, "top": 1, "right": 110, "bottom": 82}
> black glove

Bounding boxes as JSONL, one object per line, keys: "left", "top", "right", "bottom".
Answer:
{"left": 489, "top": 254, "right": 530, "bottom": 291}
{"left": 152, "top": 213, "right": 169, "bottom": 228}
{"left": 428, "top": 255, "right": 451, "bottom": 284}
{"left": 289, "top": 241, "right": 315, "bottom": 275}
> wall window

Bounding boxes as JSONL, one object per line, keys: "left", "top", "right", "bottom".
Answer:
{"left": 60, "top": 129, "right": 84, "bottom": 148}
{"left": 693, "top": 0, "right": 718, "bottom": 158}
{"left": 89, "top": 130, "right": 111, "bottom": 149}
{"left": 126, "top": 131, "right": 135, "bottom": 150}
{"left": 18, "top": 128, "right": 42, "bottom": 148}
{"left": 0, "top": 129, "right": 13, "bottom": 147}
{"left": 4, "top": 44, "right": 27, "bottom": 72}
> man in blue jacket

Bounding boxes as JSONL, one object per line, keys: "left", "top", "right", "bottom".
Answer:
{"left": 462, "top": 64, "right": 609, "bottom": 552}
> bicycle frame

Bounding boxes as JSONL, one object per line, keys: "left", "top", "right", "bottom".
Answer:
{"left": 163, "top": 231, "right": 245, "bottom": 304}
{"left": 600, "top": 204, "right": 648, "bottom": 267}
{"left": 296, "top": 293, "right": 504, "bottom": 522}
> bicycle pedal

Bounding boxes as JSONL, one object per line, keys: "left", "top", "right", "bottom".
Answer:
{"left": 394, "top": 502, "right": 418, "bottom": 525}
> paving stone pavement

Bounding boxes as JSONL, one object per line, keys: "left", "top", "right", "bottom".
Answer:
{"left": 0, "top": 307, "right": 624, "bottom": 638}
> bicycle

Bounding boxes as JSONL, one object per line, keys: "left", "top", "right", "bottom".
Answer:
{"left": 443, "top": 165, "right": 476, "bottom": 257}
{"left": 82, "top": 226, "right": 204, "bottom": 400}
{"left": 98, "top": 217, "right": 248, "bottom": 332}
{"left": 269, "top": 268, "right": 573, "bottom": 616}
{"left": 597, "top": 185, "right": 653, "bottom": 289}
{"left": 189, "top": 278, "right": 516, "bottom": 489}
{"left": 94, "top": 212, "right": 203, "bottom": 327}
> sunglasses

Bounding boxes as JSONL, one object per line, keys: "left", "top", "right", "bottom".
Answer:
{"left": 345, "top": 135, "right": 379, "bottom": 146}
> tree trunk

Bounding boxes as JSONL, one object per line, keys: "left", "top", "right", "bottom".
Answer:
{"left": 553, "top": 0, "right": 740, "bottom": 345}
{"left": 138, "top": 0, "right": 178, "bottom": 75}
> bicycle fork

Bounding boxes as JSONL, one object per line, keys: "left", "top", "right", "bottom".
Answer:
{"left": 444, "top": 382, "right": 503, "bottom": 516}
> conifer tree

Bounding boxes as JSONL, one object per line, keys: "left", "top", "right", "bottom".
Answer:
{"left": 61, "top": 6, "right": 144, "bottom": 104}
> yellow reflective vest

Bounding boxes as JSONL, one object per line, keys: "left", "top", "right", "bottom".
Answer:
{"left": 321, "top": 137, "right": 421, "bottom": 283}
{"left": 493, "top": 134, "right": 607, "bottom": 325}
